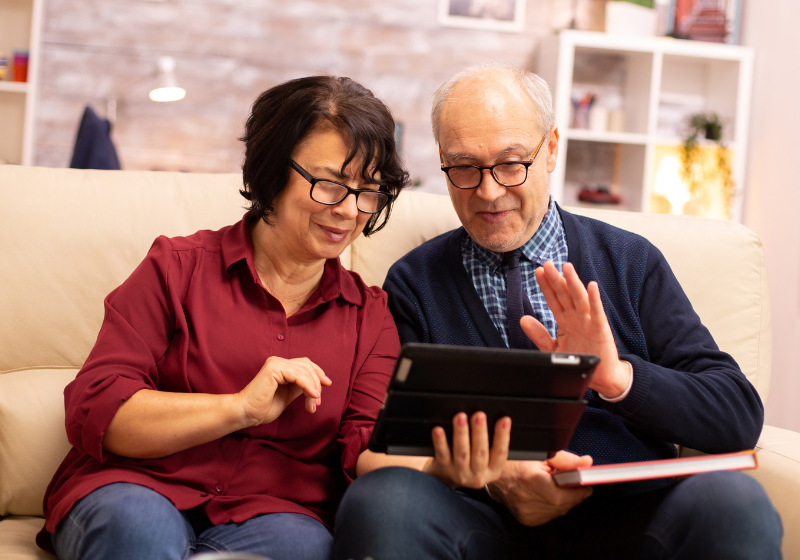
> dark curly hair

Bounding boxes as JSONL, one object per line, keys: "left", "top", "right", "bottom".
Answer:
{"left": 240, "top": 76, "right": 410, "bottom": 236}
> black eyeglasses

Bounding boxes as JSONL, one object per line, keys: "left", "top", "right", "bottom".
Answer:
{"left": 440, "top": 134, "right": 547, "bottom": 190}
{"left": 290, "top": 160, "right": 391, "bottom": 215}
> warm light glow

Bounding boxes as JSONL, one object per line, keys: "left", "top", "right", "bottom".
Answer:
{"left": 149, "top": 87, "right": 186, "bottom": 102}
{"left": 652, "top": 154, "right": 690, "bottom": 215}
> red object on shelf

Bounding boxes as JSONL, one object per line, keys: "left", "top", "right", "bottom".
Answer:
{"left": 12, "top": 50, "right": 28, "bottom": 82}
{"left": 578, "top": 186, "right": 622, "bottom": 205}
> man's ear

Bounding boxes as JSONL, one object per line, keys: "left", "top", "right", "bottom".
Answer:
{"left": 546, "top": 126, "right": 559, "bottom": 174}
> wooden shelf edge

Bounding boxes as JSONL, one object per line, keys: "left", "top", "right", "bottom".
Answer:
{"left": 0, "top": 82, "right": 29, "bottom": 94}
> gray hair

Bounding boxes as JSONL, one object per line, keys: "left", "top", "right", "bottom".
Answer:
{"left": 431, "top": 64, "right": 555, "bottom": 143}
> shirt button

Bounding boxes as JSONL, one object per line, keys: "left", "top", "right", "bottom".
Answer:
{"left": 215, "top": 484, "right": 223, "bottom": 493}
{"left": 276, "top": 334, "right": 285, "bottom": 341}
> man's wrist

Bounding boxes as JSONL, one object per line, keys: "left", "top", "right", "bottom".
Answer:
{"left": 598, "top": 360, "right": 633, "bottom": 402}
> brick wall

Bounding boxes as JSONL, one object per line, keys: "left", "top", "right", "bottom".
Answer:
{"left": 34, "top": 0, "right": 603, "bottom": 193}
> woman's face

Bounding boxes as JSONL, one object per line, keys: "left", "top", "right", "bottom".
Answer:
{"left": 269, "top": 127, "right": 379, "bottom": 263}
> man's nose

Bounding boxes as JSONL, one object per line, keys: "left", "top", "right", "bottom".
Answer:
{"left": 475, "top": 168, "right": 506, "bottom": 202}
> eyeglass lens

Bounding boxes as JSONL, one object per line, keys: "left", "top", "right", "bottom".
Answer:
{"left": 447, "top": 162, "right": 528, "bottom": 189}
{"left": 311, "top": 181, "right": 389, "bottom": 213}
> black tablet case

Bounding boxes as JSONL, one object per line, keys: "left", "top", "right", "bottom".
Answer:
{"left": 369, "top": 343, "right": 598, "bottom": 460}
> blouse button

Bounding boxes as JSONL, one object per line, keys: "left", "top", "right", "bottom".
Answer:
{"left": 277, "top": 334, "right": 285, "bottom": 341}
{"left": 215, "top": 484, "right": 223, "bottom": 493}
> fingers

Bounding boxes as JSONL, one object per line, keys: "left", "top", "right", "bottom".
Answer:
{"left": 520, "top": 315, "right": 556, "bottom": 351}
{"left": 488, "top": 417, "right": 511, "bottom": 471}
{"left": 470, "top": 412, "right": 490, "bottom": 473}
{"left": 431, "top": 425, "right": 452, "bottom": 466}
{"left": 429, "top": 412, "right": 511, "bottom": 489}
{"left": 541, "top": 261, "right": 576, "bottom": 313}
{"left": 546, "top": 450, "right": 593, "bottom": 471}
{"left": 452, "top": 413, "right": 471, "bottom": 472}
{"left": 586, "top": 281, "right": 609, "bottom": 330}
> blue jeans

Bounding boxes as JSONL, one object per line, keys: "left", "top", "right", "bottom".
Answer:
{"left": 333, "top": 467, "right": 783, "bottom": 560}
{"left": 50, "top": 483, "right": 333, "bottom": 560}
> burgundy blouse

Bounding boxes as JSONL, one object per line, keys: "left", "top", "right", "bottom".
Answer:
{"left": 41, "top": 216, "right": 399, "bottom": 535}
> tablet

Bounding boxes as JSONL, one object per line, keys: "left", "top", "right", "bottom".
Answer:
{"left": 369, "top": 343, "right": 599, "bottom": 460}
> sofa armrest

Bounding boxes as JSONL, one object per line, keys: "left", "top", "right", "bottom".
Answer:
{"left": 749, "top": 424, "right": 800, "bottom": 559}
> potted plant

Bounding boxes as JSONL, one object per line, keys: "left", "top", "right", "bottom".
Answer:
{"left": 680, "top": 112, "right": 734, "bottom": 218}
{"left": 605, "top": 0, "right": 657, "bottom": 36}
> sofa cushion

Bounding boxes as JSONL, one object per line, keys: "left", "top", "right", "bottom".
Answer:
{"left": 0, "top": 516, "right": 54, "bottom": 559}
{"left": 0, "top": 369, "right": 78, "bottom": 516}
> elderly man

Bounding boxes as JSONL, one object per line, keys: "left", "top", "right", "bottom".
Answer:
{"left": 333, "top": 66, "right": 782, "bottom": 559}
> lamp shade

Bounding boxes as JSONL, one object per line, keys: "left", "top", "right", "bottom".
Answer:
{"left": 149, "top": 56, "right": 186, "bottom": 102}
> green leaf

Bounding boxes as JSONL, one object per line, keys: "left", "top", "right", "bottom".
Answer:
{"left": 609, "top": 0, "right": 655, "bottom": 8}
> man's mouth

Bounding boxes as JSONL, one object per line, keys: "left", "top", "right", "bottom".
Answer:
{"left": 476, "top": 209, "right": 513, "bottom": 223}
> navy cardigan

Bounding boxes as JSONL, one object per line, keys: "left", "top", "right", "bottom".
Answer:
{"left": 383, "top": 206, "right": 764, "bottom": 465}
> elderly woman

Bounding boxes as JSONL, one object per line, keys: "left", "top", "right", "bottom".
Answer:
{"left": 38, "top": 76, "right": 412, "bottom": 560}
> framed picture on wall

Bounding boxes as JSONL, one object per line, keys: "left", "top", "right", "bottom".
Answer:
{"left": 667, "top": 0, "right": 743, "bottom": 44}
{"left": 438, "top": 0, "right": 527, "bottom": 33}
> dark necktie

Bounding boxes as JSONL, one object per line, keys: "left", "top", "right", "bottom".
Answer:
{"left": 502, "top": 249, "right": 536, "bottom": 350}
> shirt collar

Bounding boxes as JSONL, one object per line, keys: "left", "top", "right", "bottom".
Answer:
{"left": 468, "top": 198, "right": 563, "bottom": 272}
{"left": 221, "top": 213, "right": 364, "bottom": 308}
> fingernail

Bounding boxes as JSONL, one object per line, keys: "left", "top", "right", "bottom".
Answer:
{"left": 503, "top": 419, "right": 510, "bottom": 429}
{"left": 458, "top": 415, "right": 467, "bottom": 427}
{"left": 316, "top": 397, "right": 321, "bottom": 405}
{"left": 474, "top": 414, "right": 485, "bottom": 426}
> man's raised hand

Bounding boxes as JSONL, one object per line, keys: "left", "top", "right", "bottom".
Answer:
{"left": 521, "top": 261, "right": 630, "bottom": 399}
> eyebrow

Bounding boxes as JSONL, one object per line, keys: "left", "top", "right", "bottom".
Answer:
{"left": 313, "top": 165, "right": 382, "bottom": 185}
{"left": 442, "top": 144, "right": 532, "bottom": 164}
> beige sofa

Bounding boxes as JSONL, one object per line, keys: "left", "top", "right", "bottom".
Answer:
{"left": 2, "top": 165, "right": 799, "bottom": 559}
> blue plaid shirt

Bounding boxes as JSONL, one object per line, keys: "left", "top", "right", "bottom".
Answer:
{"left": 461, "top": 200, "right": 568, "bottom": 346}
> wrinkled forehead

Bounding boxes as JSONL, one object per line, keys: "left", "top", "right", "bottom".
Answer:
{"left": 439, "top": 76, "right": 541, "bottom": 156}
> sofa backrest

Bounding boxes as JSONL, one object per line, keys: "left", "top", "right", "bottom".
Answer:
{"left": 0, "top": 165, "right": 771, "bottom": 519}
{"left": 349, "top": 188, "right": 772, "bottom": 401}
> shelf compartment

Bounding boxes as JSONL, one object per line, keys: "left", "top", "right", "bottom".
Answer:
{"left": 658, "top": 54, "right": 741, "bottom": 141}
{"left": 562, "top": 140, "right": 645, "bottom": 213}
{"left": 571, "top": 47, "right": 653, "bottom": 136}
{"left": 0, "top": 91, "right": 26, "bottom": 164}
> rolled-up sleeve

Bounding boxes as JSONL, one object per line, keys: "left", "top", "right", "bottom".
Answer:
{"left": 338, "top": 301, "right": 399, "bottom": 483}
{"left": 64, "top": 236, "right": 181, "bottom": 462}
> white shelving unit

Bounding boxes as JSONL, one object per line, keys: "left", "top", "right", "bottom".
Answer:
{"left": 537, "top": 30, "right": 754, "bottom": 222}
{"left": 0, "top": 0, "right": 44, "bottom": 166}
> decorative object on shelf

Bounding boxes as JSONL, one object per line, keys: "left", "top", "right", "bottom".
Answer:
{"left": 437, "top": 0, "right": 526, "bottom": 32}
{"left": 0, "top": 52, "right": 7, "bottom": 81}
{"left": 105, "top": 56, "right": 186, "bottom": 124}
{"left": 605, "top": 0, "right": 658, "bottom": 36}
{"left": 679, "top": 111, "right": 734, "bottom": 219}
{"left": 578, "top": 185, "right": 622, "bottom": 204}
{"left": 12, "top": 49, "right": 28, "bottom": 82}
{"left": 667, "top": 0, "right": 742, "bottom": 44}
{"left": 571, "top": 93, "right": 596, "bottom": 129}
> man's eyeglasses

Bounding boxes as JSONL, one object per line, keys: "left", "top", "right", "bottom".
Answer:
{"left": 290, "top": 160, "right": 391, "bottom": 214}
{"left": 439, "top": 134, "right": 547, "bottom": 190}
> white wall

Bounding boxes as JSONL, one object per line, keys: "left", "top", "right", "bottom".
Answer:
{"left": 740, "top": 1, "right": 800, "bottom": 432}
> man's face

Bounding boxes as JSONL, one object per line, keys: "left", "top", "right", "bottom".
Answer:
{"left": 438, "top": 75, "right": 559, "bottom": 252}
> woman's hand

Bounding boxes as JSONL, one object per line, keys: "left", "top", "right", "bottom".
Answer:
{"left": 423, "top": 412, "right": 512, "bottom": 489}
{"left": 238, "top": 356, "right": 332, "bottom": 427}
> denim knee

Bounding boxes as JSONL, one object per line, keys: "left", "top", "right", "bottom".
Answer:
{"left": 645, "top": 471, "right": 782, "bottom": 560}
{"left": 53, "top": 483, "right": 192, "bottom": 560}
{"left": 336, "top": 467, "right": 445, "bottom": 529}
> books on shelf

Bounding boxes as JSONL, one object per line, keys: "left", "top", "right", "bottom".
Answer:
{"left": 553, "top": 450, "right": 757, "bottom": 487}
